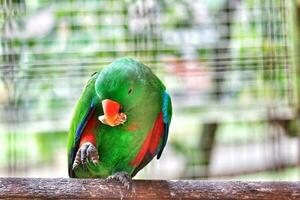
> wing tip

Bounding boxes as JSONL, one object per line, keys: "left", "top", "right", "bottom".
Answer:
{"left": 156, "top": 152, "right": 162, "bottom": 159}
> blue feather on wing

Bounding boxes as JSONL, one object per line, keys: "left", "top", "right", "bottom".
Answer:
{"left": 69, "top": 102, "right": 95, "bottom": 177}
{"left": 156, "top": 91, "right": 171, "bottom": 159}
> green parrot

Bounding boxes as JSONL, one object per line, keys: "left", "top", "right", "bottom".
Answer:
{"left": 67, "top": 58, "right": 172, "bottom": 187}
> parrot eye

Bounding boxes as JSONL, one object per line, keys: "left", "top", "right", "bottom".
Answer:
{"left": 128, "top": 88, "right": 133, "bottom": 95}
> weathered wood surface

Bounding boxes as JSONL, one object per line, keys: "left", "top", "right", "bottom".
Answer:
{"left": 0, "top": 178, "right": 299, "bottom": 199}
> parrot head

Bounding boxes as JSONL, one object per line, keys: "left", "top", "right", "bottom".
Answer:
{"left": 95, "top": 58, "right": 153, "bottom": 127}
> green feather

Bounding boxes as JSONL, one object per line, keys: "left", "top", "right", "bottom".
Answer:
{"left": 67, "top": 73, "right": 101, "bottom": 175}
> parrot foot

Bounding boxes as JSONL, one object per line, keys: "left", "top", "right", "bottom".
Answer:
{"left": 72, "top": 142, "right": 99, "bottom": 170}
{"left": 98, "top": 112, "right": 127, "bottom": 127}
{"left": 107, "top": 172, "right": 132, "bottom": 190}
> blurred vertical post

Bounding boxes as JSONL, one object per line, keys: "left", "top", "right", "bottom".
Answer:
{"left": 199, "top": 0, "right": 238, "bottom": 178}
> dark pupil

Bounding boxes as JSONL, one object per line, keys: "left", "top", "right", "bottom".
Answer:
{"left": 128, "top": 88, "right": 132, "bottom": 94}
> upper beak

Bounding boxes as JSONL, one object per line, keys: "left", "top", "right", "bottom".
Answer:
{"left": 102, "top": 99, "right": 121, "bottom": 126}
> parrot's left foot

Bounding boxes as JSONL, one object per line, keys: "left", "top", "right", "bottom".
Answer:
{"left": 72, "top": 142, "right": 100, "bottom": 170}
{"left": 107, "top": 172, "right": 132, "bottom": 190}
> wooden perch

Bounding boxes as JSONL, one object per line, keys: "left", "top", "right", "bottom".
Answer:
{"left": 0, "top": 178, "right": 299, "bottom": 199}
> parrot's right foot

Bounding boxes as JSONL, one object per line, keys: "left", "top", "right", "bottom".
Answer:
{"left": 107, "top": 172, "right": 132, "bottom": 190}
{"left": 72, "top": 142, "right": 99, "bottom": 170}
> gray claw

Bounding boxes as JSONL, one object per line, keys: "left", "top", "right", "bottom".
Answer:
{"left": 81, "top": 146, "right": 87, "bottom": 165}
{"left": 72, "top": 142, "right": 100, "bottom": 170}
{"left": 87, "top": 144, "right": 100, "bottom": 165}
{"left": 107, "top": 172, "right": 132, "bottom": 190}
{"left": 72, "top": 158, "right": 80, "bottom": 170}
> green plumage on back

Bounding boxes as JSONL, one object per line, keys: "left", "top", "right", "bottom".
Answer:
{"left": 67, "top": 58, "right": 172, "bottom": 178}
{"left": 67, "top": 73, "right": 99, "bottom": 175}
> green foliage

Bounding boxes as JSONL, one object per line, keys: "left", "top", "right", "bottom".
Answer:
{"left": 35, "top": 131, "right": 67, "bottom": 163}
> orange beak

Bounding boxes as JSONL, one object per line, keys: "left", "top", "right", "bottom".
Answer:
{"left": 102, "top": 99, "right": 121, "bottom": 126}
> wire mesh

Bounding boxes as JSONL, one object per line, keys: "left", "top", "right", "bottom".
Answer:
{"left": 0, "top": 0, "right": 298, "bottom": 179}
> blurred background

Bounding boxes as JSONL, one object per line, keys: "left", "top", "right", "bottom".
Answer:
{"left": 0, "top": 0, "right": 299, "bottom": 180}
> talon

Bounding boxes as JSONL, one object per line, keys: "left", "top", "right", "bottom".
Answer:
{"left": 72, "top": 142, "right": 100, "bottom": 169}
{"left": 72, "top": 148, "right": 82, "bottom": 170}
{"left": 87, "top": 144, "right": 100, "bottom": 165}
{"left": 107, "top": 172, "right": 132, "bottom": 190}
{"left": 72, "top": 159, "right": 80, "bottom": 170}
{"left": 81, "top": 144, "right": 88, "bottom": 165}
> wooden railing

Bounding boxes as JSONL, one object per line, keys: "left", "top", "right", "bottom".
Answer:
{"left": 0, "top": 178, "right": 299, "bottom": 199}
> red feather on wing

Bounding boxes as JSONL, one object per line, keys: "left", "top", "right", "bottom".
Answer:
{"left": 130, "top": 112, "right": 164, "bottom": 167}
{"left": 79, "top": 113, "right": 98, "bottom": 147}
